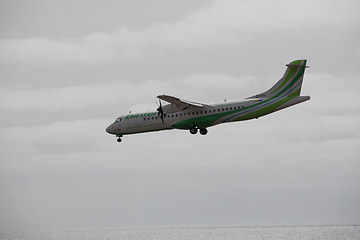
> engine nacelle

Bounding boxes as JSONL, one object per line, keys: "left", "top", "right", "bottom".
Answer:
{"left": 162, "top": 104, "right": 187, "bottom": 114}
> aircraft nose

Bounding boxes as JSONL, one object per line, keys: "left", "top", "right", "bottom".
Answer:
{"left": 106, "top": 124, "right": 115, "bottom": 134}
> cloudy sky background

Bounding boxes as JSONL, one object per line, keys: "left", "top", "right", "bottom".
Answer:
{"left": 1, "top": 0, "right": 360, "bottom": 232}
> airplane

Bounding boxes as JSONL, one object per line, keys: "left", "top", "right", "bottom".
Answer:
{"left": 106, "top": 59, "right": 310, "bottom": 142}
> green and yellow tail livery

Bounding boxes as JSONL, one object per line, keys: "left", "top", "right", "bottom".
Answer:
{"left": 249, "top": 59, "right": 308, "bottom": 99}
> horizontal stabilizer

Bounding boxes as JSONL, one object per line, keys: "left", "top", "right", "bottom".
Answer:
{"left": 274, "top": 96, "right": 310, "bottom": 112}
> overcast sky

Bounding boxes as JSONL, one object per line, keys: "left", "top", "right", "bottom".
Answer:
{"left": 1, "top": 0, "right": 360, "bottom": 233}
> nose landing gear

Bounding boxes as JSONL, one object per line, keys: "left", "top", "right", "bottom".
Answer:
{"left": 116, "top": 134, "right": 123, "bottom": 143}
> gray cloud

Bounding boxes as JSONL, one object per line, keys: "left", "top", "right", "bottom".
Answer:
{"left": 1, "top": 0, "right": 360, "bottom": 233}
{"left": 1, "top": 0, "right": 359, "bottom": 69}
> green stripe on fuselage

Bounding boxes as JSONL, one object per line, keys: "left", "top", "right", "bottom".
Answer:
{"left": 173, "top": 106, "right": 250, "bottom": 129}
{"left": 233, "top": 88, "right": 301, "bottom": 121}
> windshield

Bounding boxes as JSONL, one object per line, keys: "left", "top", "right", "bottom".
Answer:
{"left": 115, "top": 117, "right": 121, "bottom": 122}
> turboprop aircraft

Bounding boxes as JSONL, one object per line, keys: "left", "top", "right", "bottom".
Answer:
{"left": 106, "top": 59, "right": 310, "bottom": 142}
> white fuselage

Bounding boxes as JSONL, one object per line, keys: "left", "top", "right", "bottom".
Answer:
{"left": 105, "top": 59, "right": 310, "bottom": 141}
{"left": 106, "top": 99, "right": 257, "bottom": 136}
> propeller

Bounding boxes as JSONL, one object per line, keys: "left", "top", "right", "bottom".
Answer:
{"left": 156, "top": 100, "right": 166, "bottom": 124}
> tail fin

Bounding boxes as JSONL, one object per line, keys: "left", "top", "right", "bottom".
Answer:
{"left": 248, "top": 59, "right": 308, "bottom": 99}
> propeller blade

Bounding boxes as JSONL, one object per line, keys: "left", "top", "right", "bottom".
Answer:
{"left": 156, "top": 99, "right": 165, "bottom": 124}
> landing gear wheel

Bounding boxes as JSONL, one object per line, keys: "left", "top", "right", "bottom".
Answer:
{"left": 200, "top": 128, "right": 208, "bottom": 135}
{"left": 190, "top": 127, "right": 198, "bottom": 135}
{"left": 117, "top": 138, "right": 122, "bottom": 142}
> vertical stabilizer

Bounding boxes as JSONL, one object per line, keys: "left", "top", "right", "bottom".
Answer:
{"left": 248, "top": 59, "right": 308, "bottom": 99}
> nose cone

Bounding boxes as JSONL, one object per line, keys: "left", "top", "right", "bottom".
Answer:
{"left": 106, "top": 124, "right": 115, "bottom": 134}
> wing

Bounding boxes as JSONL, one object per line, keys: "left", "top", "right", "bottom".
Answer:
{"left": 157, "top": 94, "right": 207, "bottom": 108}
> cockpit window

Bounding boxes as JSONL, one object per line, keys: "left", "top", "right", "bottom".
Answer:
{"left": 115, "top": 117, "right": 121, "bottom": 122}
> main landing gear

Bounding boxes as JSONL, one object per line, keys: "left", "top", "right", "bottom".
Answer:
{"left": 200, "top": 128, "right": 208, "bottom": 135}
{"left": 190, "top": 127, "right": 208, "bottom": 135}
